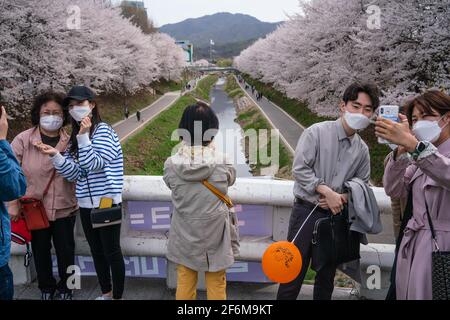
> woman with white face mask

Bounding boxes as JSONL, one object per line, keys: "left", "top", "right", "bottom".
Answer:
{"left": 36, "top": 86, "right": 125, "bottom": 301}
{"left": 376, "top": 90, "right": 450, "bottom": 300}
{"left": 7, "top": 92, "right": 78, "bottom": 300}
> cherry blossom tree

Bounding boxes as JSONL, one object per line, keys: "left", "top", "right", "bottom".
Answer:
{"left": 151, "top": 32, "right": 186, "bottom": 81}
{"left": 235, "top": 0, "right": 449, "bottom": 117}
{"left": 0, "top": 0, "right": 185, "bottom": 117}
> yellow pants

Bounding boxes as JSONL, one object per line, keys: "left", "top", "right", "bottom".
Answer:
{"left": 176, "top": 264, "right": 227, "bottom": 300}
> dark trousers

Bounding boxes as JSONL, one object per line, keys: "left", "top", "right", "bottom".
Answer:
{"left": 277, "top": 201, "right": 337, "bottom": 300}
{"left": 31, "top": 215, "right": 76, "bottom": 294}
{"left": 79, "top": 207, "right": 125, "bottom": 299}
{"left": 0, "top": 264, "right": 13, "bottom": 300}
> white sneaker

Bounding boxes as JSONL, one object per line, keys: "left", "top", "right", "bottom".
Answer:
{"left": 95, "top": 295, "right": 113, "bottom": 300}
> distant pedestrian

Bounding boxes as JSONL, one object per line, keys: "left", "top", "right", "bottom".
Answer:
{"left": 124, "top": 106, "right": 129, "bottom": 120}
{"left": 136, "top": 110, "right": 141, "bottom": 122}
{"left": 251, "top": 86, "right": 255, "bottom": 95}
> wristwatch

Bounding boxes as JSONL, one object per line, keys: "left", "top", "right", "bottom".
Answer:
{"left": 408, "top": 141, "right": 428, "bottom": 160}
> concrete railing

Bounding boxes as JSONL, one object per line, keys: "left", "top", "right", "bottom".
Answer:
{"left": 11, "top": 176, "right": 395, "bottom": 299}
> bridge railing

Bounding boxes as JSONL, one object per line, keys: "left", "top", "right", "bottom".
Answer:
{"left": 11, "top": 176, "right": 395, "bottom": 299}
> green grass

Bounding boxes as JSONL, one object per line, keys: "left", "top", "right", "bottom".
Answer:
{"left": 225, "top": 75, "right": 293, "bottom": 179}
{"left": 123, "top": 75, "right": 219, "bottom": 176}
{"left": 224, "top": 75, "right": 245, "bottom": 99}
{"left": 241, "top": 73, "right": 389, "bottom": 186}
{"left": 97, "top": 80, "right": 183, "bottom": 126}
{"left": 192, "top": 74, "right": 219, "bottom": 102}
{"left": 238, "top": 107, "right": 293, "bottom": 177}
{"left": 153, "top": 79, "right": 183, "bottom": 94}
{"left": 236, "top": 108, "right": 258, "bottom": 121}
{"left": 359, "top": 127, "right": 391, "bottom": 185}
{"left": 304, "top": 267, "right": 317, "bottom": 285}
{"left": 123, "top": 95, "right": 197, "bottom": 175}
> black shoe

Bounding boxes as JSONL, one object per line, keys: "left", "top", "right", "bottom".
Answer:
{"left": 41, "top": 292, "right": 54, "bottom": 300}
{"left": 59, "top": 292, "right": 73, "bottom": 300}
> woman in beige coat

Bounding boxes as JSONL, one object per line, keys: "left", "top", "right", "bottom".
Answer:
{"left": 163, "top": 102, "right": 236, "bottom": 300}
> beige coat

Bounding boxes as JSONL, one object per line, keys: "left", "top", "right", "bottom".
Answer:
{"left": 163, "top": 143, "right": 237, "bottom": 272}
{"left": 11, "top": 127, "right": 78, "bottom": 221}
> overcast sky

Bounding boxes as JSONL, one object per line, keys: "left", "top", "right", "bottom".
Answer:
{"left": 136, "top": 0, "right": 301, "bottom": 27}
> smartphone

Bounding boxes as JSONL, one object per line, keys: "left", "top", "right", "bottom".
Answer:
{"left": 99, "top": 197, "right": 113, "bottom": 209}
{"left": 378, "top": 105, "right": 399, "bottom": 144}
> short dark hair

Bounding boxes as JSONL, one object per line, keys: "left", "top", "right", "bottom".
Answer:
{"left": 31, "top": 91, "right": 68, "bottom": 126}
{"left": 178, "top": 101, "right": 219, "bottom": 146}
{"left": 343, "top": 82, "right": 380, "bottom": 110}
{"left": 405, "top": 90, "right": 450, "bottom": 125}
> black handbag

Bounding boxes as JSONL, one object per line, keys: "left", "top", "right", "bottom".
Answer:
{"left": 311, "top": 206, "right": 361, "bottom": 272}
{"left": 425, "top": 199, "right": 450, "bottom": 300}
{"left": 86, "top": 176, "right": 122, "bottom": 229}
{"left": 90, "top": 205, "right": 122, "bottom": 229}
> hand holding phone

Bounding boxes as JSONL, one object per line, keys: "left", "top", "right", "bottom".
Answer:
{"left": 377, "top": 105, "right": 399, "bottom": 144}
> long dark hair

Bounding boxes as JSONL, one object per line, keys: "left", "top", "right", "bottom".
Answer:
{"left": 68, "top": 100, "right": 102, "bottom": 157}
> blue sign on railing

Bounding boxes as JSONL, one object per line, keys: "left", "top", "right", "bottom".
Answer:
{"left": 53, "top": 201, "right": 274, "bottom": 283}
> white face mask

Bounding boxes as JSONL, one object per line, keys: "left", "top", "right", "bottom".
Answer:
{"left": 69, "top": 105, "right": 91, "bottom": 122}
{"left": 40, "top": 115, "right": 63, "bottom": 132}
{"left": 412, "top": 115, "right": 448, "bottom": 143}
{"left": 344, "top": 111, "right": 371, "bottom": 130}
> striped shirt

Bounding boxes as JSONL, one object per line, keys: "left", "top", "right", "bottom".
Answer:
{"left": 52, "top": 123, "right": 123, "bottom": 208}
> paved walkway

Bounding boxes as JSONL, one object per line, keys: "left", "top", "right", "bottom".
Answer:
{"left": 113, "top": 92, "right": 180, "bottom": 142}
{"left": 236, "top": 78, "right": 304, "bottom": 154}
{"left": 236, "top": 77, "right": 395, "bottom": 245}
{"left": 14, "top": 276, "right": 358, "bottom": 300}
{"left": 113, "top": 78, "right": 200, "bottom": 143}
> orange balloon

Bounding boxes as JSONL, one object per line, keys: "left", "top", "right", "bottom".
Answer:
{"left": 262, "top": 241, "right": 302, "bottom": 283}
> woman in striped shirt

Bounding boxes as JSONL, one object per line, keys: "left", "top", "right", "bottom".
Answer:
{"left": 37, "top": 86, "right": 125, "bottom": 300}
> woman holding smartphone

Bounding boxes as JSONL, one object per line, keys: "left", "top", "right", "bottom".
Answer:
{"left": 37, "top": 86, "right": 125, "bottom": 300}
{"left": 376, "top": 90, "right": 450, "bottom": 299}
